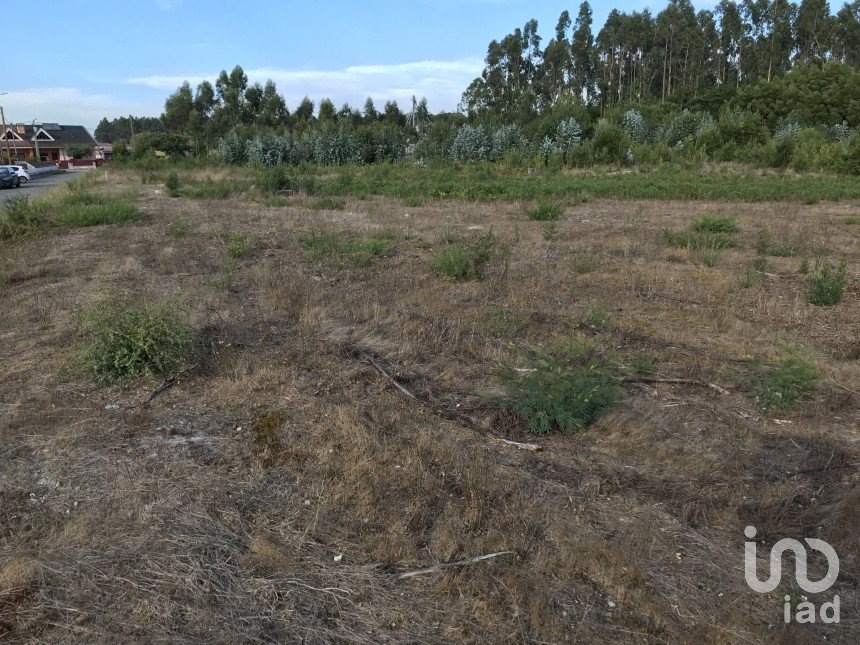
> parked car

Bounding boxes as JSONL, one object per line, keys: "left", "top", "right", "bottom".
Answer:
{"left": 1, "top": 165, "right": 30, "bottom": 183}
{"left": 0, "top": 167, "right": 20, "bottom": 188}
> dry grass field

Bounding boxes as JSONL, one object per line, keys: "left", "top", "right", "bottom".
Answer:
{"left": 1, "top": 169, "right": 857, "bottom": 643}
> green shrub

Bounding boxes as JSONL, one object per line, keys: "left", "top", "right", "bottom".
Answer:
{"left": 807, "top": 259, "right": 847, "bottom": 306}
{"left": 78, "top": 294, "right": 198, "bottom": 383}
{"left": 739, "top": 261, "right": 765, "bottom": 288}
{"left": 691, "top": 214, "right": 739, "bottom": 234}
{"left": 749, "top": 349, "right": 820, "bottom": 411}
{"left": 225, "top": 232, "right": 252, "bottom": 258}
{"left": 591, "top": 122, "right": 630, "bottom": 164}
{"left": 496, "top": 336, "right": 621, "bottom": 434}
{"left": 165, "top": 171, "right": 180, "bottom": 197}
{"left": 526, "top": 201, "right": 564, "bottom": 221}
{"left": 430, "top": 232, "right": 495, "bottom": 281}
{"left": 697, "top": 247, "right": 722, "bottom": 267}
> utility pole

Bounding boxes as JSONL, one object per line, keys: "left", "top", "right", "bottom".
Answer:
{"left": 32, "top": 118, "right": 40, "bottom": 161}
{"left": 0, "top": 104, "right": 12, "bottom": 164}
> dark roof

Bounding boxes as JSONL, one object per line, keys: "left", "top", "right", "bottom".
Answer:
{"left": 24, "top": 124, "right": 97, "bottom": 146}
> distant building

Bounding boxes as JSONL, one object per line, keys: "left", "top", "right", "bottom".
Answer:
{"left": 0, "top": 123, "right": 98, "bottom": 162}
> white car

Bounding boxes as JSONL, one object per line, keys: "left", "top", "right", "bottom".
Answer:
{"left": 2, "top": 165, "right": 30, "bottom": 183}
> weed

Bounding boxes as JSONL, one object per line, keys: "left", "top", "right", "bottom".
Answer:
{"left": 403, "top": 196, "right": 424, "bottom": 208}
{"left": 807, "top": 259, "right": 847, "bottom": 306}
{"left": 665, "top": 253, "right": 685, "bottom": 263}
{"left": 691, "top": 214, "right": 739, "bottom": 234}
{"left": 167, "top": 219, "right": 194, "bottom": 237}
{"left": 662, "top": 228, "right": 736, "bottom": 251}
{"left": 165, "top": 172, "right": 180, "bottom": 197}
{"left": 225, "top": 232, "right": 253, "bottom": 259}
{"left": 479, "top": 306, "right": 529, "bottom": 339}
{"left": 739, "top": 262, "right": 765, "bottom": 288}
{"left": 542, "top": 221, "right": 557, "bottom": 241}
{"left": 578, "top": 302, "right": 610, "bottom": 329}
{"left": 526, "top": 201, "right": 564, "bottom": 221}
{"left": 300, "top": 228, "right": 391, "bottom": 266}
{"left": 495, "top": 336, "right": 621, "bottom": 434}
{"left": 55, "top": 200, "right": 140, "bottom": 227}
{"left": 844, "top": 216, "right": 859, "bottom": 225}
{"left": 629, "top": 349, "right": 655, "bottom": 375}
{"left": 573, "top": 253, "right": 599, "bottom": 274}
{"left": 77, "top": 294, "right": 198, "bottom": 383}
{"left": 0, "top": 196, "right": 49, "bottom": 239}
{"left": 186, "top": 178, "right": 234, "bottom": 199}
{"left": 430, "top": 231, "right": 496, "bottom": 281}
{"left": 697, "top": 248, "right": 721, "bottom": 267}
{"left": 799, "top": 257, "right": 810, "bottom": 274}
{"left": 309, "top": 197, "right": 345, "bottom": 211}
{"left": 749, "top": 349, "right": 820, "bottom": 410}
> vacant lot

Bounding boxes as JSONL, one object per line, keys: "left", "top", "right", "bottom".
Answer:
{"left": 1, "top": 169, "right": 857, "bottom": 643}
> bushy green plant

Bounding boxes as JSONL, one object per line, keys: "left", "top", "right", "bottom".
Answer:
{"left": 165, "top": 171, "right": 180, "bottom": 196}
{"left": 0, "top": 196, "right": 49, "bottom": 239}
{"left": 526, "top": 201, "right": 564, "bottom": 221}
{"left": 300, "top": 228, "right": 391, "bottom": 266}
{"left": 496, "top": 336, "right": 621, "bottom": 434}
{"left": 225, "top": 232, "right": 252, "bottom": 258}
{"left": 591, "top": 122, "right": 630, "bottom": 164}
{"left": 78, "top": 294, "right": 198, "bottom": 383}
{"left": 621, "top": 109, "right": 646, "bottom": 143}
{"left": 573, "top": 253, "right": 599, "bottom": 274}
{"left": 430, "top": 231, "right": 495, "bottom": 281}
{"left": 749, "top": 349, "right": 820, "bottom": 410}
{"left": 691, "top": 214, "right": 739, "bottom": 234}
{"left": 451, "top": 124, "right": 493, "bottom": 163}
{"left": 555, "top": 117, "right": 582, "bottom": 163}
{"left": 807, "top": 259, "right": 847, "bottom": 306}
{"left": 55, "top": 200, "right": 140, "bottom": 227}
{"left": 167, "top": 219, "right": 193, "bottom": 237}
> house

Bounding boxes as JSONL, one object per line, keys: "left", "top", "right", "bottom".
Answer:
{"left": 0, "top": 122, "right": 98, "bottom": 162}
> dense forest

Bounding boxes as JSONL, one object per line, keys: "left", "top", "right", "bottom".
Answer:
{"left": 98, "top": 0, "right": 860, "bottom": 173}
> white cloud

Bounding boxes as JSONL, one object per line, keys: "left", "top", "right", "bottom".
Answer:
{"left": 1, "top": 88, "right": 162, "bottom": 131}
{"left": 126, "top": 57, "right": 484, "bottom": 112}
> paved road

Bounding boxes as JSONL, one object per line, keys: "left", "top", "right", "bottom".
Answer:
{"left": 0, "top": 170, "right": 91, "bottom": 207}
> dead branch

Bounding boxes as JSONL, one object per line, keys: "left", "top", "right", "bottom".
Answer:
{"left": 145, "top": 364, "right": 199, "bottom": 405}
{"left": 360, "top": 353, "right": 541, "bottom": 452}
{"left": 623, "top": 376, "right": 729, "bottom": 396}
{"left": 397, "top": 551, "right": 513, "bottom": 580}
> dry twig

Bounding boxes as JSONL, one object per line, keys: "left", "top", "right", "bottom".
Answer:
{"left": 397, "top": 551, "right": 513, "bottom": 580}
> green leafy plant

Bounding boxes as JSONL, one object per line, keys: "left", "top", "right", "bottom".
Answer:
{"left": 749, "top": 349, "right": 820, "bottom": 411}
{"left": 165, "top": 171, "right": 180, "bottom": 197}
{"left": 77, "top": 294, "right": 198, "bottom": 383}
{"left": 430, "top": 231, "right": 496, "bottom": 281}
{"left": 496, "top": 336, "right": 621, "bottom": 434}
{"left": 807, "top": 259, "right": 847, "bottom": 306}
{"left": 300, "top": 228, "right": 391, "bottom": 267}
{"left": 691, "top": 214, "right": 739, "bottom": 234}
{"left": 225, "top": 232, "right": 252, "bottom": 258}
{"left": 526, "top": 201, "right": 564, "bottom": 221}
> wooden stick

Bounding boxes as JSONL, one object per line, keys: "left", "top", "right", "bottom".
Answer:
{"left": 623, "top": 376, "right": 729, "bottom": 396}
{"left": 397, "top": 551, "right": 513, "bottom": 580}
{"left": 362, "top": 353, "right": 541, "bottom": 452}
{"left": 145, "top": 364, "right": 198, "bottom": 405}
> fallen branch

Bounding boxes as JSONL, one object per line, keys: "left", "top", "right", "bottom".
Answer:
{"left": 361, "top": 353, "right": 541, "bottom": 452}
{"left": 145, "top": 364, "right": 199, "bottom": 405}
{"left": 623, "top": 376, "right": 729, "bottom": 396}
{"left": 397, "top": 551, "right": 513, "bottom": 580}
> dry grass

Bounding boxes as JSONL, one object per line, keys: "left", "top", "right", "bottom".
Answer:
{"left": 0, "top": 169, "right": 857, "bottom": 643}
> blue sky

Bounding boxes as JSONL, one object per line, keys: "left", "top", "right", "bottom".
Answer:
{"left": 6, "top": 0, "right": 719, "bottom": 132}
